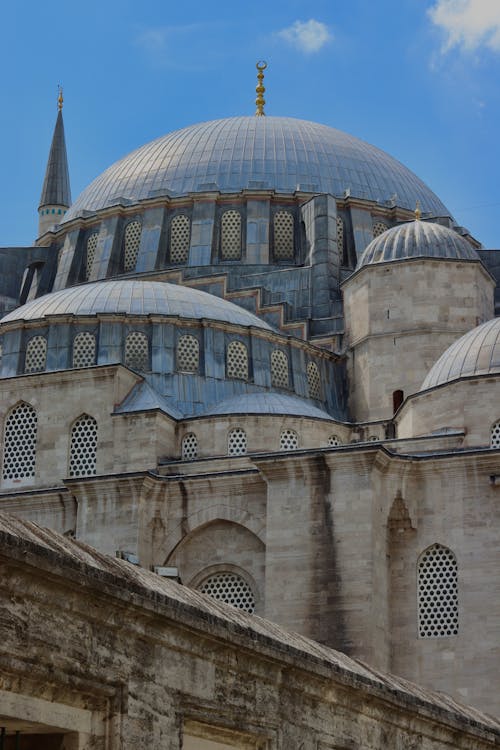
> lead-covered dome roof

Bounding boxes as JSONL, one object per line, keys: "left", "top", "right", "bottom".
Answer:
{"left": 421, "top": 317, "right": 500, "bottom": 390}
{"left": 0, "top": 279, "right": 272, "bottom": 330}
{"left": 358, "top": 220, "right": 479, "bottom": 268}
{"left": 64, "top": 117, "right": 450, "bottom": 221}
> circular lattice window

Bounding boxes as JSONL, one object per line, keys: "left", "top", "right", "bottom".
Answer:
{"left": 25, "top": 336, "right": 47, "bottom": 374}
{"left": 177, "top": 335, "right": 199, "bottom": 372}
{"left": 226, "top": 341, "right": 248, "bottom": 380}
{"left": 307, "top": 361, "right": 321, "bottom": 400}
{"left": 228, "top": 428, "right": 247, "bottom": 456}
{"left": 199, "top": 572, "right": 255, "bottom": 613}
{"left": 72, "top": 332, "right": 96, "bottom": 369}
{"left": 125, "top": 332, "right": 149, "bottom": 372}
{"left": 220, "top": 210, "right": 242, "bottom": 260}
{"left": 328, "top": 435, "right": 341, "bottom": 447}
{"left": 85, "top": 232, "right": 99, "bottom": 280}
{"left": 274, "top": 210, "right": 294, "bottom": 259}
{"left": 182, "top": 433, "right": 198, "bottom": 460}
{"left": 2, "top": 402, "right": 37, "bottom": 481}
{"left": 280, "top": 429, "right": 298, "bottom": 451}
{"left": 123, "top": 221, "right": 141, "bottom": 272}
{"left": 373, "top": 221, "right": 388, "bottom": 238}
{"left": 271, "top": 349, "right": 289, "bottom": 389}
{"left": 491, "top": 420, "right": 500, "bottom": 448}
{"left": 69, "top": 414, "right": 98, "bottom": 478}
{"left": 170, "top": 215, "right": 191, "bottom": 264}
{"left": 418, "top": 544, "right": 458, "bottom": 638}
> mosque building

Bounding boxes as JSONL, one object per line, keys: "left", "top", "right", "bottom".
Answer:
{"left": 1, "top": 70, "right": 500, "bottom": 747}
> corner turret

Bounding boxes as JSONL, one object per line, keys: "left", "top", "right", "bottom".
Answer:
{"left": 38, "top": 88, "right": 71, "bottom": 237}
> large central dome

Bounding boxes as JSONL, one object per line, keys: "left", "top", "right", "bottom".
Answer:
{"left": 64, "top": 116, "right": 450, "bottom": 221}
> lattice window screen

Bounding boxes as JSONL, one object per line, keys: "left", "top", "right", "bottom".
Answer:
{"left": 72, "top": 332, "right": 96, "bottom": 369}
{"left": 307, "top": 361, "right": 321, "bottom": 399}
{"left": 418, "top": 544, "right": 458, "bottom": 638}
{"left": 373, "top": 221, "right": 388, "bottom": 238}
{"left": 177, "top": 335, "right": 199, "bottom": 372}
{"left": 199, "top": 572, "right": 255, "bottom": 613}
{"left": 25, "top": 336, "right": 47, "bottom": 374}
{"left": 271, "top": 349, "right": 289, "bottom": 389}
{"left": 69, "top": 414, "right": 98, "bottom": 478}
{"left": 280, "top": 429, "right": 298, "bottom": 451}
{"left": 123, "top": 221, "right": 141, "bottom": 272}
{"left": 2, "top": 402, "right": 37, "bottom": 481}
{"left": 228, "top": 427, "right": 247, "bottom": 456}
{"left": 182, "top": 433, "right": 198, "bottom": 460}
{"left": 85, "top": 232, "right": 98, "bottom": 280}
{"left": 220, "top": 210, "right": 242, "bottom": 260}
{"left": 170, "top": 215, "right": 191, "bottom": 263}
{"left": 274, "top": 210, "right": 294, "bottom": 259}
{"left": 336, "top": 216, "right": 344, "bottom": 251}
{"left": 227, "top": 341, "right": 248, "bottom": 380}
{"left": 125, "top": 332, "right": 149, "bottom": 371}
{"left": 491, "top": 420, "right": 500, "bottom": 448}
{"left": 328, "top": 435, "right": 341, "bottom": 447}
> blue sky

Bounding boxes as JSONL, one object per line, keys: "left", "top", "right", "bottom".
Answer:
{"left": 1, "top": 0, "right": 500, "bottom": 248}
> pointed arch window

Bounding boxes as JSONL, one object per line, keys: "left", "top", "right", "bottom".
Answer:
{"left": 170, "top": 214, "right": 191, "bottom": 264}
{"left": 72, "top": 332, "right": 96, "bottom": 369}
{"left": 69, "top": 414, "right": 98, "bottom": 477}
{"left": 307, "top": 361, "right": 321, "bottom": 399}
{"left": 181, "top": 433, "right": 198, "bottom": 460}
{"left": 226, "top": 341, "right": 248, "bottom": 380}
{"left": 273, "top": 210, "right": 294, "bottom": 260}
{"left": 25, "top": 336, "right": 47, "bottom": 374}
{"left": 123, "top": 220, "right": 141, "bottom": 272}
{"left": 271, "top": 349, "right": 289, "bottom": 389}
{"left": 491, "top": 419, "right": 500, "bottom": 448}
{"left": 198, "top": 571, "right": 255, "bottom": 613}
{"left": 177, "top": 335, "right": 199, "bottom": 372}
{"left": 125, "top": 332, "right": 149, "bottom": 372}
{"left": 228, "top": 427, "right": 247, "bottom": 456}
{"left": 220, "top": 210, "right": 242, "bottom": 260}
{"left": 85, "top": 232, "right": 99, "bottom": 281}
{"left": 418, "top": 544, "right": 458, "bottom": 637}
{"left": 280, "top": 428, "right": 298, "bottom": 451}
{"left": 2, "top": 402, "right": 37, "bottom": 481}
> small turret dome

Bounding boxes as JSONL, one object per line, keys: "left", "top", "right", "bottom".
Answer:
{"left": 358, "top": 220, "right": 479, "bottom": 268}
{"left": 421, "top": 317, "right": 500, "bottom": 390}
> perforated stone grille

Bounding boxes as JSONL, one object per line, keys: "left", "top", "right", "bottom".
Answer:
{"left": 123, "top": 221, "right": 141, "bottom": 272}
{"left": 336, "top": 216, "right": 344, "bottom": 251}
{"left": 69, "top": 414, "right": 98, "bottom": 478}
{"left": 25, "top": 336, "right": 47, "bottom": 374}
{"left": 307, "top": 361, "right": 321, "bottom": 399}
{"left": 177, "top": 335, "right": 199, "bottom": 372}
{"left": 85, "top": 232, "right": 98, "bottom": 280}
{"left": 182, "top": 433, "right": 198, "bottom": 460}
{"left": 328, "top": 435, "right": 341, "bottom": 447}
{"left": 199, "top": 572, "right": 255, "bottom": 613}
{"left": 125, "top": 332, "right": 149, "bottom": 371}
{"left": 418, "top": 544, "right": 458, "bottom": 638}
{"left": 227, "top": 341, "right": 248, "bottom": 380}
{"left": 72, "top": 332, "right": 96, "bottom": 369}
{"left": 228, "top": 428, "right": 247, "bottom": 456}
{"left": 280, "top": 429, "right": 298, "bottom": 451}
{"left": 491, "top": 420, "right": 500, "bottom": 448}
{"left": 271, "top": 349, "right": 289, "bottom": 389}
{"left": 373, "top": 221, "right": 388, "bottom": 238}
{"left": 2, "top": 403, "right": 37, "bottom": 481}
{"left": 274, "top": 210, "right": 294, "bottom": 259}
{"left": 170, "top": 215, "right": 191, "bottom": 263}
{"left": 221, "top": 210, "right": 242, "bottom": 259}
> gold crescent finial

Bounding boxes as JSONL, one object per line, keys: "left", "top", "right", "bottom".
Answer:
{"left": 415, "top": 200, "right": 421, "bottom": 221}
{"left": 255, "top": 61, "right": 267, "bottom": 116}
{"left": 57, "top": 85, "right": 64, "bottom": 111}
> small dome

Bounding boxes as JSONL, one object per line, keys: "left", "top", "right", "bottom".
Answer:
{"left": 358, "top": 221, "right": 479, "bottom": 268}
{"left": 0, "top": 280, "right": 272, "bottom": 330}
{"left": 422, "top": 317, "right": 500, "bottom": 390}
{"left": 202, "top": 392, "right": 335, "bottom": 421}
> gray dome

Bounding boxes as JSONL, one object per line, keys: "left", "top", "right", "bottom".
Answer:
{"left": 358, "top": 220, "right": 479, "bottom": 268}
{"left": 421, "top": 317, "right": 500, "bottom": 390}
{"left": 64, "top": 117, "right": 450, "bottom": 221}
{"left": 202, "top": 392, "right": 334, "bottom": 421}
{"left": 0, "top": 280, "right": 272, "bottom": 330}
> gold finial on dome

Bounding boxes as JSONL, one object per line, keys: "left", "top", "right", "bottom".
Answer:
{"left": 57, "top": 85, "right": 64, "bottom": 111}
{"left": 415, "top": 200, "right": 421, "bottom": 221}
{"left": 255, "top": 61, "right": 267, "bottom": 116}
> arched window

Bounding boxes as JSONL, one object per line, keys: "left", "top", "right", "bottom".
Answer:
{"left": 2, "top": 402, "right": 37, "bottom": 481}
{"left": 491, "top": 420, "right": 500, "bottom": 448}
{"left": 198, "top": 571, "right": 255, "bottom": 613}
{"left": 85, "top": 232, "right": 99, "bottom": 281}
{"left": 393, "top": 389, "right": 404, "bottom": 413}
{"left": 170, "top": 214, "right": 191, "bottom": 264}
{"left": 307, "top": 361, "right": 321, "bottom": 399}
{"left": 280, "top": 428, "right": 298, "bottom": 451}
{"left": 177, "top": 334, "right": 199, "bottom": 372}
{"left": 228, "top": 427, "right": 247, "bottom": 456}
{"left": 271, "top": 349, "right": 289, "bottom": 389}
{"left": 373, "top": 221, "right": 388, "bottom": 238}
{"left": 273, "top": 210, "right": 294, "bottom": 259}
{"left": 418, "top": 544, "right": 458, "bottom": 638}
{"left": 69, "top": 414, "right": 98, "bottom": 478}
{"left": 123, "top": 220, "right": 141, "bottom": 272}
{"left": 226, "top": 341, "right": 248, "bottom": 380}
{"left": 336, "top": 216, "right": 344, "bottom": 253}
{"left": 220, "top": 210, "right": 242, "bottom": 260}
{"left": 25, "top": 336, "right": 47, "bottom": 374}
{"left": 72, "top": 332, "right": 96, "bottom": 369}
{"left": 181, "top": 433, "right": 198, "bottom": 460}
{"left": 328, "top": 435, "right": 341, "bottom": 447}
{"left": 125, "top": 332, "right": 149, "bottom": 372}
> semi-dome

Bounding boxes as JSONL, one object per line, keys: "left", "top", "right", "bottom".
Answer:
{"left": 202, "top": 392, "right": 335, "bottom": 421}
{"left": 421, "top": 317, "right": 500, "bottom": 390}
{"left": 64, "top": 116, "right": 450, "bottom": 221}
{"left": 358, "top": 220, "right": 479, "bottom": 268}
{"left": 0, "top": 279, "right": 272, "bottom": 330}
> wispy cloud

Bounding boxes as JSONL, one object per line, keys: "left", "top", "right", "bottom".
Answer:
{"left": 135, "top": 23, "right": 221, "bottom": 70}
{"left": 428, "top": 0, "right": 500, "bottom": 53}
{"left": 277, "top": 19, "right": 332, "bottom": 54}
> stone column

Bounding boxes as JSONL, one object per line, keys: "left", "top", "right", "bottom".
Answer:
{"left": 189, "top": 197, "right": 217, "bottom": 266}
{"left": 246, "top": 198, "right": 270, "bottom": 264}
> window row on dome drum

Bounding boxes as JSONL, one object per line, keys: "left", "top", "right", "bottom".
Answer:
{"left": 1, "top": 402, "right": 98, "bottom": 484}
{"left": 181, "top": 429, "right": 343, "bottom": 460}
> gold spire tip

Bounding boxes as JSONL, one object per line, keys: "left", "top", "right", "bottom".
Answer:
{"left": 415, "top": 200, "right": 421, "bottom": 221}
{"left": 57, "top": 85, "right": 64, "bottom": 111}
{"left": 255, "top": 61, "right": 267, "bottom": 117}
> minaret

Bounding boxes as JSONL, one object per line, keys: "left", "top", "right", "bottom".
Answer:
{"left": 38, "top": 87, "right": 71, "bottom": 237}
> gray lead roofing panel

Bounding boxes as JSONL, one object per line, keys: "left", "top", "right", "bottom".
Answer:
{"left": 64, "top": 117, "right": 450, "bottom": 221}
{"left": 39, "top": 111, "right": 71, "bottom": 208}
{"left": 202, "top": 392, "right": 335, "bottom": 420}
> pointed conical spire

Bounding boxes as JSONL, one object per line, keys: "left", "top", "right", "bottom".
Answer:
{"left": 38, "top": 89, "right": 71, "bottom": 235}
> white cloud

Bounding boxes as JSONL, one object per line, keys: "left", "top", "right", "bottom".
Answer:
{"left": 277, "top": 19, "right": 332, "bottom": 54}
{"left": 428, "top": 0, "right": 500, "bottom": 52}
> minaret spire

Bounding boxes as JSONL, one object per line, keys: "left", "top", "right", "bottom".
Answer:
{"left": 38, "top": 86, "right": 71, "bottom": 236}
